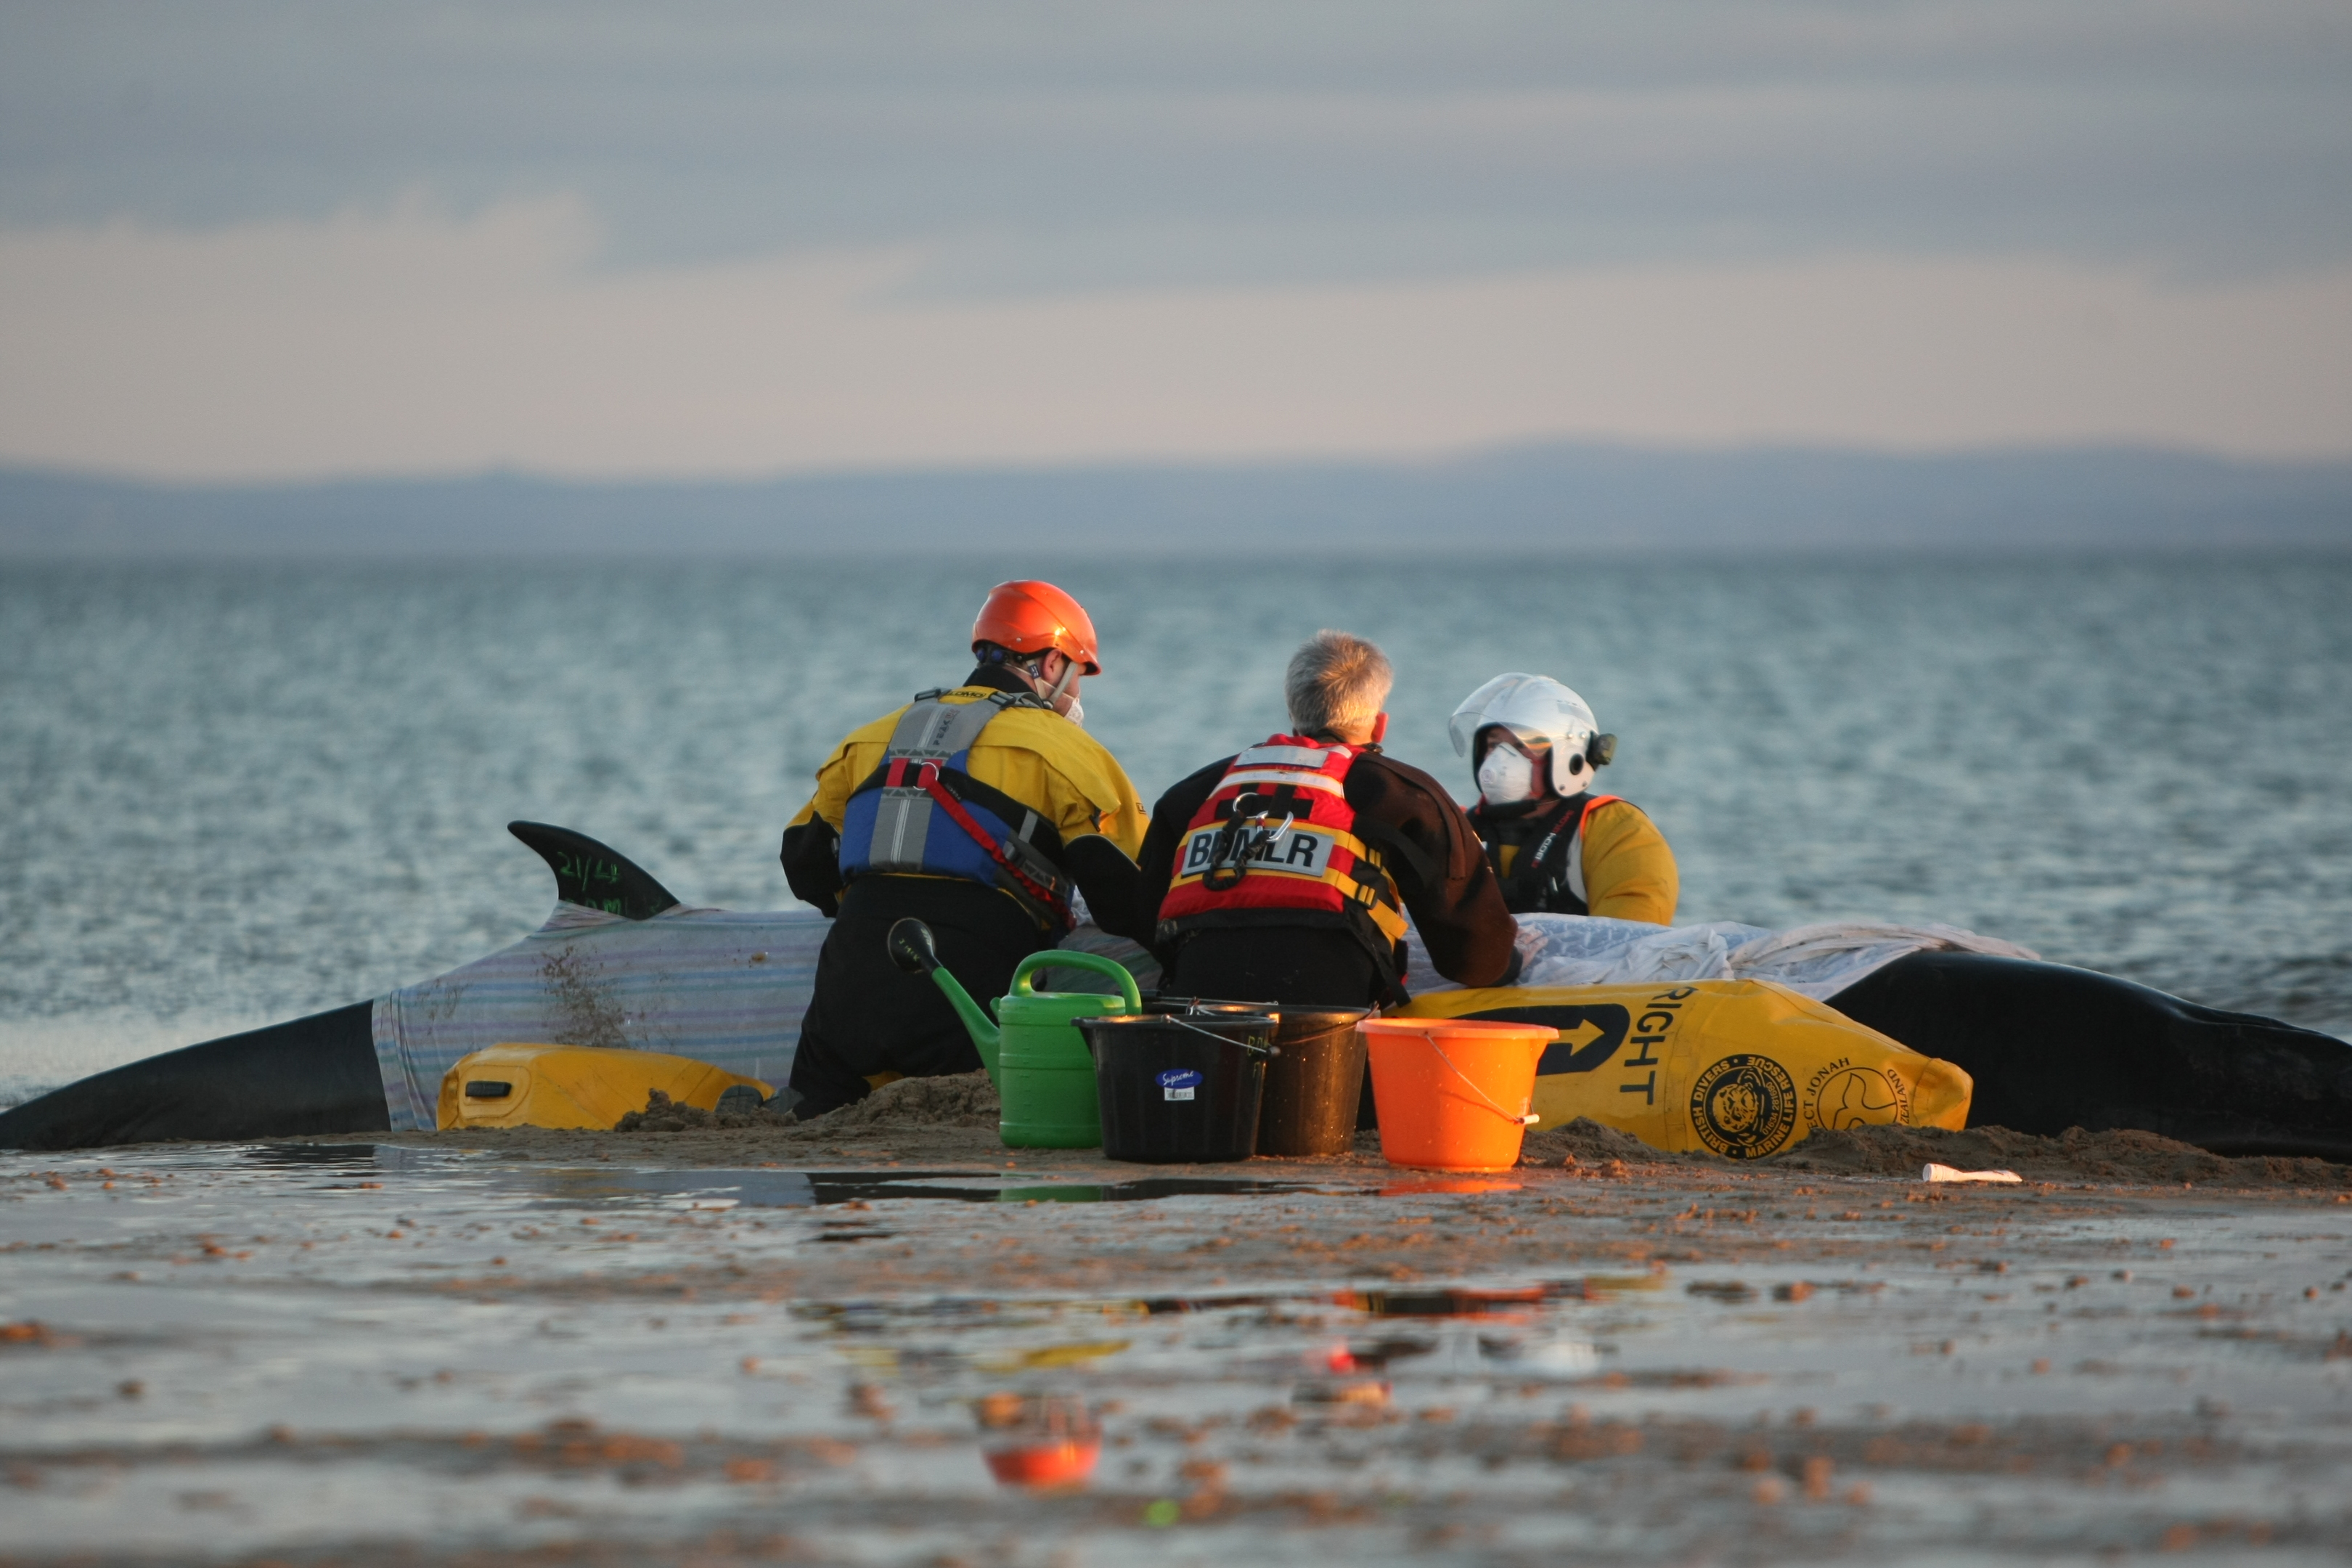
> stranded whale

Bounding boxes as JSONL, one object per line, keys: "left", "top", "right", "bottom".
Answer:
{"left": 0, "top": 822, "right": 812, "bottom": 1151}
{"left": 4, "top": 823, "right": 2348, "bottom": 1157}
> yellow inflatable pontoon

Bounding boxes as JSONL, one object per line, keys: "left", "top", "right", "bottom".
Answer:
{"left": 1400, "top": 979, "right": 1970, "bottom": 1161}
{"left": 436, "top": 1043, "right": 771, "bottom": 1131}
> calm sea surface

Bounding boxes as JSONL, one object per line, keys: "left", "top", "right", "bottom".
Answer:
{"left": 3, "top": 555, "right": 2348, "bottom": 1105}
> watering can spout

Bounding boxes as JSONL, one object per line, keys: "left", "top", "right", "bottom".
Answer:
{"left": 887, "top": 918, "right": 1003, "bottom": 1078}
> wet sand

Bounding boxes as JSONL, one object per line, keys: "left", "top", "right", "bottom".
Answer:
{"left": 5, "top": 1091, "right": 2351, "bottom": 1564}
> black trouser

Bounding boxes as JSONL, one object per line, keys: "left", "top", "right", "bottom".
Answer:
{"left": 1826, "top": 952, "right": 2352, "bottom": 1161}
{"left": 0, "top": 1003, "right": 391, "bottom": 1152}
{"left": 1162, "top": 927, "right": 1385, "bottom": 1009}
{"left": 788, "top": 875, "right": 1053, "bottom": 1117}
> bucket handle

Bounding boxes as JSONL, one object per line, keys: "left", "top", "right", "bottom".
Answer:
{"left": 1277, "top": 1010, "right": 1373, "bottom": 1050}
{"left": 1082, "top": 1013, "right": 1281, "bottom": 1059}
{"left": 1008, "top": 950, "right": 1145, "bottom": 1015}
{"left": 1161, "top": 1013, "right": 1281, "bottom": 1058}
{"left": 1424, "top": 1035, "right": 1542, "bottom": 1126}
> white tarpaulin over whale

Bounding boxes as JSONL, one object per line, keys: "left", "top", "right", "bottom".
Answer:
{"left": 1405, "top": 914, "right": 2038, "bottom": 999}
{"left": 369, "top": 900, "right": 2035, "bottom": 1131}
{"left": 369, "top": 904, "right": 829, "bottom": 1131}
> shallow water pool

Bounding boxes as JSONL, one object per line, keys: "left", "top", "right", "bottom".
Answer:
{"left": 6, "top": 1142, "right": 2350, "bottom": 1563}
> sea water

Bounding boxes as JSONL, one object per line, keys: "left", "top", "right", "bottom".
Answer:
{"left": 2, "top": 555, "right": 2347, "bottom": 1105}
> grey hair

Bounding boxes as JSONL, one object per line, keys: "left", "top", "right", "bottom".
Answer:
{"left": 1285, "top": 630, "right": 1395, "bottom": 738}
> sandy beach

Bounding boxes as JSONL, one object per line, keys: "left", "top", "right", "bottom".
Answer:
{"left": 7, "top": 1080, "right": 2351, "bottom": 1566}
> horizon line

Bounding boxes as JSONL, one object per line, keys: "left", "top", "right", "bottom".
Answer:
{"left": 9, "top": 433, "right": 2352, "bottom": 494}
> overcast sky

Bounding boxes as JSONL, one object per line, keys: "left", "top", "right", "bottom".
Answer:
{"left": 2, "top": 1, "right": 2348, "bottom": 480}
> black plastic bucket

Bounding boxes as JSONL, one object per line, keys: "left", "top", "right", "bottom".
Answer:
{"left": 1076, "top": 1012, "right": 1277, "bottom": 1164}
{"left": 1254, "top": 1008, "right": 1372, "bottom": 1158}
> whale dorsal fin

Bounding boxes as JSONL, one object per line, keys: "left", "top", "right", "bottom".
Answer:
{"left": 507, "top": 821, "right": 682, "bottom": 920}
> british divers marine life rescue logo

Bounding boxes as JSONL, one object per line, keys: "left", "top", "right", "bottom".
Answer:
{"left": 1688, "top": 1053, "right": 1799, "bottom": 1159}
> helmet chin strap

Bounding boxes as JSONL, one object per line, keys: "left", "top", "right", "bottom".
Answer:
{"left": 1040, "top": 653, "right": 1082, "bottom": 718}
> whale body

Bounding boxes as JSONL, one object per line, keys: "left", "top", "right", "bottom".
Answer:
{"left": 4, "top": 821, "right": 2348, "bottom": 1158}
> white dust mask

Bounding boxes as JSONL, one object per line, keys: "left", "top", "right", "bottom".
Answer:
{"left": 1060, "top": 694, "right": 1085, "bottom": 729}
{"left": 1477, "top": 746, "right": 1540, "bottom": 805}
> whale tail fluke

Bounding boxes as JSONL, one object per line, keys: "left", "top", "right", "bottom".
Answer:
{"left": 507, "top": 822, "right": 682, "bottom": 920}
{"left": 0, "top": 1003, "right": 388, "bottom": 1151}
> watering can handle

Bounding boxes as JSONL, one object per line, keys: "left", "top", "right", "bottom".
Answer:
{"left": 1008, "top": 950, "right": 1146, "bottom": 1014}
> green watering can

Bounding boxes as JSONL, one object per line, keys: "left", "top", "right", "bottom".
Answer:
{"left": 887, "top": 918, "right": 1143, "bottom": 1148}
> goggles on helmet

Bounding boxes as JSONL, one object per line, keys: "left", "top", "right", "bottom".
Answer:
{"left": 1476, "top": 723, "right": 1554, "bottom": 759}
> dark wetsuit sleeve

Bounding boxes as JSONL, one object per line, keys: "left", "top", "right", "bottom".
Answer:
{"left": 1349, "top": 754, "right": 1519, "bottom": 988}
{"left": 1064, "top": 834, "right": 1144, "bottom": 936}
{"left": 1107, "top": 759, "right": 1232, "bottom": 954}
{"left": 780, "top": 817, "right": 843, "bottom": 918}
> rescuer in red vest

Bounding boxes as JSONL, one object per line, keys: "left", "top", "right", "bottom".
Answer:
{"left": 1118, "top": 630, "right": 1521, "bottom": 1007}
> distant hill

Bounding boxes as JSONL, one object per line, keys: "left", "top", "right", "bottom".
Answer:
{"left": 3, "top": 444, "right": 2348, "bottom": 558}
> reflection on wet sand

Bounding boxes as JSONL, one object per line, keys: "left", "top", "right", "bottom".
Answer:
{"left": 4, "top": 1139, "right": 2351, "bottom": 1561}
{"left": 975, "top": 1392, "right": 1101, "bottom": 1488}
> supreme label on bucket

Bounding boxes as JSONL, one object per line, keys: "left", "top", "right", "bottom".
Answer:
{"left": 1158, "top": 1068, "right": 1202, "bottom": 1102}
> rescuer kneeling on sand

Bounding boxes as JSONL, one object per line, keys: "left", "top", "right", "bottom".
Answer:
{"left": 1452, "top": 673, "right": 1678, "bottom": 923}
{"left": 781, "top": 581, "right": 1148, "bottom": 1116}
{"left": 1118, "top": 630, "right": 1519, "bottom": 1007}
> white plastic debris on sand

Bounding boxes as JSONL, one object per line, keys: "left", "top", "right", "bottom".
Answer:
{"left": 1923, "top": 1163, "right": 2025, "bottom": 1184}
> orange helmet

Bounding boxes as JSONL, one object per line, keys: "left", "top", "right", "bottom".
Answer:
{"left": 971, "top": 580, "right": 1102, "bottom": 675}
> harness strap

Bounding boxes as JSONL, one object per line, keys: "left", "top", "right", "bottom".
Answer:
{"left": 1347, "top": 815, "right": 1441, "bottom": 901}
{"left": 852, "top": 687, "right": 1069, "bottom": 929}
{"left": 911, "top": 761, "right": 1069, "bottom": 924}
{"left": 1523, "top": 794, "right": 1589, "bottom": 897}
{"left": 882, "top": 688, "right": 1042, "bottom": 761}
{"left": 1490, "top": 793, "right": 1623, "bottom": 912}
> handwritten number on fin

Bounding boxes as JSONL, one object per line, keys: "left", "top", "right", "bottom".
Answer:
{"left": 507, "top": 822, "right": 682, "bottom": 921}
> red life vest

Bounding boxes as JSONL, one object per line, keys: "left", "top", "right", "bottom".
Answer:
{"left": 1154, "top": 735, "right": 1413, "bottom": 968}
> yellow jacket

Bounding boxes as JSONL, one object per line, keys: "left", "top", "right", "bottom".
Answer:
{"left": 789, "top": 685, "right": 1149, "bottom": 865}
{"left": 1490, "top": 798, "right": 1678, "bottom": 925}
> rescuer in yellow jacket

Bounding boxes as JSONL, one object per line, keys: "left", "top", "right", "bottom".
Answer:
{"left": 1450, "top": 674, "right": 1678, "bottom": 923}
{"left": 780, "top": 581, "right": 1148, "bottom": 1115}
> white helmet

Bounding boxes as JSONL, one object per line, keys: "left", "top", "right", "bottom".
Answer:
{"left": 1448, "top": 673, "right": 1614, "bottom": 797}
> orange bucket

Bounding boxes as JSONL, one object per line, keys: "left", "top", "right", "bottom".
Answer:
{"left": 1360, "top": 1017, "right": 1553, "bottom": 1172}
{"left": 976, "top": 1392, "right": 1099, "bottom": 1488}
{"left": 983, "top": 1438, "right": 1101, "bottom": 1488}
